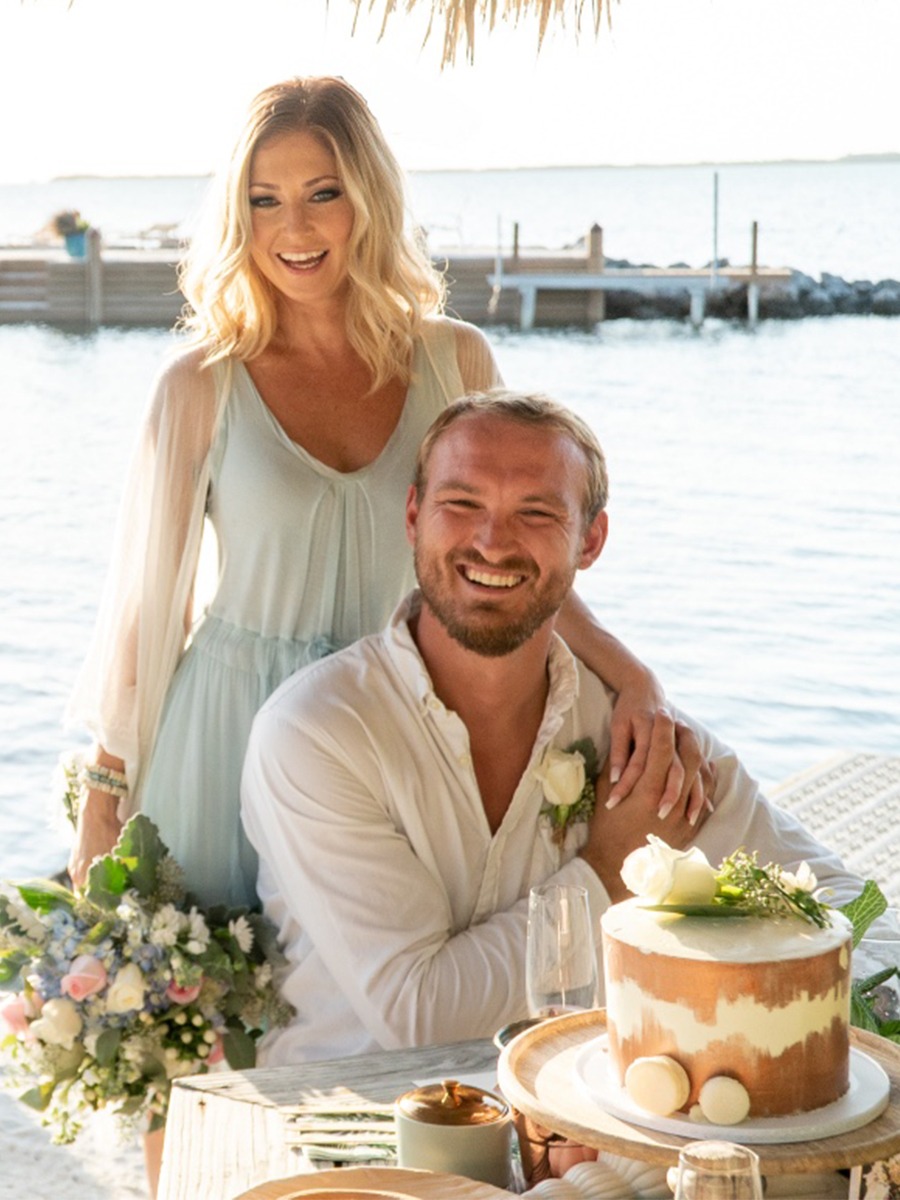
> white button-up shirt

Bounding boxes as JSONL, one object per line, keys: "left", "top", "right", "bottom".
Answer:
{"left": 241, "top": 594, "right": 862, "bottom": 1065}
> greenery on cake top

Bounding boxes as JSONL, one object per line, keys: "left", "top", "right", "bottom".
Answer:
{"left": 622, "top": 837, "right": 888, "bottom": 933}
{"left": 621, "top": 836, "right": 899, "bottom": 1044}
{"left": 702, "top": 848, "right": 836, "bottom": 927}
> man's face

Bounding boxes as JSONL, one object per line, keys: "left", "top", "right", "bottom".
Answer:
{"left": 406, "top": 414, "right": 607, "bottom": 656}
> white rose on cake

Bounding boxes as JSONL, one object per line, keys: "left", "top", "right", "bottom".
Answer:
{"left": 620, "top": 835, "right": 718, "bottom": 905}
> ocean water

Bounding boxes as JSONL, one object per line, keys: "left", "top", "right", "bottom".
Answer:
{"left": 2, "top": 158, "right": 899, "bottom": 283}
{"left": 2, "top": 315, "right": 898, "bottom": 884}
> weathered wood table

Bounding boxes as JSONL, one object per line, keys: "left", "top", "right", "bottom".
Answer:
{"left": 157, "top": 753, "right": 900, "bottom": 1200}
{"left": 157, "top": 1037, "right": 500, "bottom": 1200}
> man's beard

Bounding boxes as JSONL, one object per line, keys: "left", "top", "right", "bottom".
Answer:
{"left": 414, "top": 547, "right": 574, "bottom": 657}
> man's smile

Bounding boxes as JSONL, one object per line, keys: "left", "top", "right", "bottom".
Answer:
{"left": 461, "top": 565, "right": 525, "bottom": 589}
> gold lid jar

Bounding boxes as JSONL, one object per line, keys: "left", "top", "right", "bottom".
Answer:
{"left": 396, "top": 1079, "right": 509, "bottom": 1126}
{"left": 394, "top": 1079, "right": 512, "bottom": 1186}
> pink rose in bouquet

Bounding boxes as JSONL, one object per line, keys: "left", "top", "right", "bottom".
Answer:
{"left": 0, "top": 993, "right": 32, "bottom": 1036}
{"left": 165, "top": 981, "right": 201, "bottom": 1005}
{"left": 60, "top": 955, "right": 107, "bottom": 1001}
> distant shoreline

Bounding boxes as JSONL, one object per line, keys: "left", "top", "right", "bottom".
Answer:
{"left": 38, "top": 151, "right": 900, "bottom": 184}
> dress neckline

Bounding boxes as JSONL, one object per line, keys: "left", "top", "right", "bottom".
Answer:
{"left": 234, "top": 344, "right": 419, "bottom": 479}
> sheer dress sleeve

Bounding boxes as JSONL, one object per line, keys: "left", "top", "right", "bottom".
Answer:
{"left": 451, "top": 318, "right": 504, "bottom": 392}
{"left": 65, "top": 347, "right": 230, "bottom": 815}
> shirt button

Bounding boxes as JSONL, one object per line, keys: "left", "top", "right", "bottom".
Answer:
{"left": 458, "top": 753, "right": 472, "bottom": 767}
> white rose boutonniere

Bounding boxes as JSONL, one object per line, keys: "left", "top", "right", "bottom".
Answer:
{"left": 535, "top": 738, "right": 599, "bottom": 846}
{"left": 621, "top": 834, "right": 718, "bottom": 905}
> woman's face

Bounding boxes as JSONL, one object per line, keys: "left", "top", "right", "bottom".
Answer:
{"left": 248, "top": 130, "right": 355, "bottom": 310}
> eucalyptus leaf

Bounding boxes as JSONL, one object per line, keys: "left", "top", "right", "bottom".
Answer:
{"left": 19, "top": 1080, "right": 56, "bottom": 1112}
{"left": 855, "top": 965, "right": 899, "bottom": 993}
{"left": 94, "top": 1028, "right": 121, "bottom": 1068}
{"left": 112, "top": 814, "right": 169, "bottom": 897}
{"left": 646, "top": 903, "right": 753, "bottom": 918}
{"left": 850, "top": 989, "right": 881, "bottom": 1033}
{"left": 839, "top": 879, "right": 889, "bottom": 947}
{"left": 0, "top": 949, "right": 32, "bottom": 984}
{"left": 84, "top": 856, "right": 129, "bottom": 908}
{"left": 15, "top": 879, "right": 75, "bottom": 915}
{"left": 222, "top": 1025, "right": 257, "bottom": 1070}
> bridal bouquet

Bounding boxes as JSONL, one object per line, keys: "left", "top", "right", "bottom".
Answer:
{"left": 0, "top": 813, "right": 292, "bottom": 1142}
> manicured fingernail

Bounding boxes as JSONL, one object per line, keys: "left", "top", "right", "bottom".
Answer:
{"left": 688, "top": 808, "right": 700, "bottom": 827}
{"left": 657, "top": 799, "right": 676, "bottom": 820}
{"left": 610, "top": 766, "right": 621, "bottom": 784}
{"left": 605, "top": 792, "right": 622, "bottom": 810}
{"left": 706, "top": 798, "right": 715, "bottom": 813}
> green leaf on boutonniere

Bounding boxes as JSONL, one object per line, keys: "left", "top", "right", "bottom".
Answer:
{"left": 567, "top": 737, "right": 599, "bottom": 782}
{"left": 537, "top": 738, "right": 599, "bottom": 846}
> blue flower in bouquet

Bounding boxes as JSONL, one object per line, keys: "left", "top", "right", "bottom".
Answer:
{"left": 0, "top": 814, "right": 292, "bottom": 1143}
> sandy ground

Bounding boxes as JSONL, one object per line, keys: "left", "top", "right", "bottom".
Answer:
{"left": 0, "top": 1087, "right": 148, "bottom": 1200}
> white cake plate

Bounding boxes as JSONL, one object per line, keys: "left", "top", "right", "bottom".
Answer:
{"left": 574, "top": 1035, "right": 890, "bottom": 1144}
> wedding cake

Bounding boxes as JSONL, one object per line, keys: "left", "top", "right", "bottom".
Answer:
{"left": 599, "top": 838, "right": 853, "bottom": 1122}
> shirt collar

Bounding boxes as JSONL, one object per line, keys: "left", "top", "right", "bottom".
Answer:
{"left": 385, "top": 589, "right": 581, "bottom": 734}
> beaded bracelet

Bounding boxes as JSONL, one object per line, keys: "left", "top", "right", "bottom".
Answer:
{"left": 83, "top": 764, "right": 129, "bottom": 799}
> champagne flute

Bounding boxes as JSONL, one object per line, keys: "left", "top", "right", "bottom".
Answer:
{"left": 670, "top": 1140, "right": 763, "bottom": 1200}
{"left": 526, "top": 883, "right": 599, "bottom": 1018}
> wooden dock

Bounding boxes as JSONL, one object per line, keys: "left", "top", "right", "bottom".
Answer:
{"left": 0, "top": 244, "right": 184, "bottom": 326}
{"left": 0, "top": 230, "right": 798, "bottom": 330}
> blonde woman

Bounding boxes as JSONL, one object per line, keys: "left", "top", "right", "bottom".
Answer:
{"left": 67, "top": 77, "right": 699, "bottom": 913}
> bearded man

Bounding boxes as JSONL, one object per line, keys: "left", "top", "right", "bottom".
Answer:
{"left": 240, "top": 390, "right": 861, "bottom": 1066}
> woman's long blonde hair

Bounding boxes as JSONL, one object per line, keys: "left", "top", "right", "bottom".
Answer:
{"left": 178, "top": 77, "right": 446, "bottom": 388}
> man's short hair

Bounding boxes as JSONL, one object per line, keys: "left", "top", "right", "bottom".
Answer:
{"left": 413, "top": 389, "right": 609, "bottom": 525}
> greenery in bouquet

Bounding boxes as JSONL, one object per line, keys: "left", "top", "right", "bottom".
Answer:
{"left": 0, "top": 813, "right": 293, "bottom": 1142}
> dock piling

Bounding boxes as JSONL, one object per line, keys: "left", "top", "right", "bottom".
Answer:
{"left": 86, "top": 228, "right": 103, "bottom": 326}
{"left": 748, "top": 220, "right": 760, "bottom": 327}
{"left": 587, "top": 224, "right": 605, "bottom": 325}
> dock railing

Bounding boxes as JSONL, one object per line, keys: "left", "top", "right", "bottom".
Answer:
{"left": 487, "top": 223, "right": 793, "bottom": 329}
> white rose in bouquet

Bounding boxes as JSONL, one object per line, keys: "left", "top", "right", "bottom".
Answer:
{"left": 621, "top": 835, "right": 718, "bottom": 905}
{"left": 105, "top": 963, "right": 147, "bottom": 1014}
{"left": 31, "top": 997, "right": 83, "bottom": 1050}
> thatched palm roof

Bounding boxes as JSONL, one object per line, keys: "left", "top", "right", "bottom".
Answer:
{"left": 354, "top": 0, "right": 613, "bottom": 66}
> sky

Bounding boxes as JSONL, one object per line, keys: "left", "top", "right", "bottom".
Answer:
{"left": 1, "top": 0, "right": 899, "bottom": 183}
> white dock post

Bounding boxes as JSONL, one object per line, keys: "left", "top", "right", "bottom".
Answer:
{"left": 85, "top": 227, "right": 103, "bottom": 326}
{"left": 689, "top": 288, "right": 705, "bottom": 328}
{"left": 711, "top": 171, "right": 720, "bottom": 292}
{"left": 586, "top": 223, "right": 605, "bottom": 325}
{"left": 748, "top": 219, "right": 760, "bottom": 327}
{"left": 520, "top": 285, "right": 537, "bottom": 330}
{"left": 488, "top": 215, "right": 504, "bottom": 317}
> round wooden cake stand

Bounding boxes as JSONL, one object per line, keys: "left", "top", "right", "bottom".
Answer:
{"left": 497, "top": 1009, "right": 900, "bottom": 1177}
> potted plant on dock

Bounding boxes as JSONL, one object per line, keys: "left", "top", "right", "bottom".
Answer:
{"left": 52, "top": 210, "right": 90, "bottom": 259}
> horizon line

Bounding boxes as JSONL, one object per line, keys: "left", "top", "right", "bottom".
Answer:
{"left": 8, "top": 149, "right": 897, "bottom": 186}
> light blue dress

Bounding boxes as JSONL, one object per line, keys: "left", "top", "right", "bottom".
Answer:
{"left": 140, "top": 323, "right": 464, "bottom": 908}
